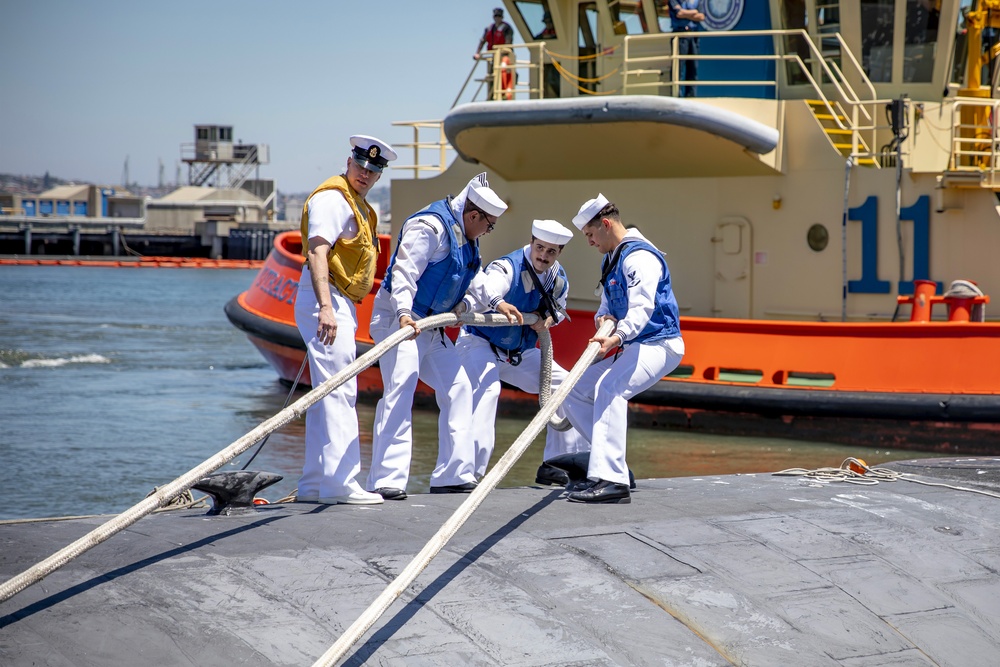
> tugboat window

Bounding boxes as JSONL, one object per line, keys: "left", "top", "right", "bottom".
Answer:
{"left": 903, "top": 0, "right": 938, "bottom": 82}
{"left": 578, "top": 2, "right": 599, "bottom": 93}
{"left": 861, "top": 0, "right": 895, "bottom": 82}
{"left": 807, "top": 223, "right": 829, "bottom": 251}
{"left": 951, "top": 3, "right": 969, "bottom": 85}
{"left": 780, "top": 0, "right": 811, "bottom": 85}
{"left": 515, "top": 1, "right": 556, "bottom": 40}
{"left": 609, "top": 0, "right": 649, "bottom": 35}
{"left": 654, "top": 0, "right": 671, "bottom": 32}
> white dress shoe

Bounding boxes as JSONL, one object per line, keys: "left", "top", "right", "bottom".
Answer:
{"left": 319, "top": 489, "right": 384, "bottom": 505}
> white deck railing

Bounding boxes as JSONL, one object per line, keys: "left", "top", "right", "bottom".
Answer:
{"left": 950, "top": 99, "right": 1000, "bottom": 186}
{"left": 392, "top": 29, "right": 997, "bottom": 183}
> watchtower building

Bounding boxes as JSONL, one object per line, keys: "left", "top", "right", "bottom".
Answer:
{"left": 180, "top": 124, "right": 270, "bottom": 190}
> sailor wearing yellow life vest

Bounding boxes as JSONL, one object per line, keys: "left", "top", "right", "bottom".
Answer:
{"left": 293, "top": 134, "right": 396, "bottom": 505}
{"left": 367, "top": 173, "right": 519, "bottom": 500}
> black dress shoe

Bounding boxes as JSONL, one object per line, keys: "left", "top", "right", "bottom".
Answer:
{"left": 535, "top": 462, "right": 570, "bottom": 486}
{"left": 567, "top": 478, "right": 597, "bottom": 493}
{"left": 429, "top": 482, "right": 478, "bottom": 494}
{"left": 567, "top": 479, "right": 631, "bottom": 504}
{"left": 374, "top": 487, "right": 407, "bottom": 501}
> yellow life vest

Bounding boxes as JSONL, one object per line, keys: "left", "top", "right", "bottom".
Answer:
{"left": 300, "top": 175, "right": 378, "bottom": 303}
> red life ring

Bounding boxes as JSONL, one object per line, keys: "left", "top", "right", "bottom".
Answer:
{"left": 499, "top": 54, "right": 514, "bottom": 100}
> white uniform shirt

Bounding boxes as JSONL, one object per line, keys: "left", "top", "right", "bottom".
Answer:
{"left": 465, "top": 245, "right": 568, "bottom": 323}
{"left": 388, "top": 207, "right": 489, "bottom": 318}
{"left": 300, "top": 190, "right": 358, "bottom": 284}
{"left": 595, "top": 229, "right": 664, "bottom": 345}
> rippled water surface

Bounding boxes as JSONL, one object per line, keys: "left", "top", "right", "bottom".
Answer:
{"left": 0, "top": 265, "right": 940, "bottom": 520}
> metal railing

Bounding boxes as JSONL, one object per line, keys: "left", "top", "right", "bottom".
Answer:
{"left": 950, "top": 98, "right": 1000, "bottom": 186}
{"left": 0, "top": 215, "right": 147, "bottom": 230}
{"left": 487, "top": 43, "right": 545, "bottom": 101}
{"left": 393, "top": 30, "right": 1000, "bottom": 180}
{"left": 392, "top": 44, "right": 545, "bottom": 179}
{"left": 622, "top": 29, "right": 885, "bottom": 163}
{"left": 450, "top": 43, "right": 547, "bottom": 106}
{"left": 390, "top": 120, "right": 453, "bottom": 179}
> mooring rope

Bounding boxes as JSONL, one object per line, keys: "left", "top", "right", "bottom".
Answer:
{"left": 0, "top": 311, "right": 547, "bottom": 604}
{"left": 774, "top": 457, "right": 1000, "bottom": 499}
{"left": 309, "top": 320, "right": 615, "bottom": 667}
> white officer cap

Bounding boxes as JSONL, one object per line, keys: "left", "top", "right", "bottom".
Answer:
{"left": 532, "top": 219, "right": 573, "bottom": 246}
{"left": 465, "top": 173, "right": 508, "bottom": 217}
{"left": 572, "top": 193, "right": 610, "bottom": 230}
{"left": 349, "top": 135, "right": 397, "bottom": 173}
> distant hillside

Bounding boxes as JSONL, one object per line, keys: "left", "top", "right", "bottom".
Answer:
{"left": 0, "top": 172, "right": 391, "bottom": 220}
{"left": 0, "top": 172, "right": 72, "bottom": 195}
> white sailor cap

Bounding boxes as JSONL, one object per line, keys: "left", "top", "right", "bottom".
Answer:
{"left": 532, "top": 219, "right": 573, "bottom": 246}
{"left": 572, "top": 193, "right": 610, "bottom": 230}
{"left": 349, "top": 135, "right": 397, "bottom": 173}
{"left": 466, "top": 175, "right": 508, "bottom": 217}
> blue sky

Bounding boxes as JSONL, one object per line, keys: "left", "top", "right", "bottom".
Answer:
{"left": 0, "top": 1, "right": 518, "bottom": 193}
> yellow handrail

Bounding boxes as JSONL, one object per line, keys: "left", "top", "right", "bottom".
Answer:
{"left": 950, "top": 98, "right": 1000, "bottom": 184}
{"left": 390, "top": 120, "right": 452, "bottom": 179}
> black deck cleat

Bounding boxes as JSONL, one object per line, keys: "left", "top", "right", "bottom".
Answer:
{"left": 192, "top": 471, "right": 283, "bottom": 516}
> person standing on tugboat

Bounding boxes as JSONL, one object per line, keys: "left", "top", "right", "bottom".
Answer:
{"left": 474, "top": 7, "right": 515, "bottom": 100}
{"left": 561, "top": 194, "right": 685, "bottom": 504}
{"left": 455, "top": 218, "right": 586, "bottom": 486}
{"left": 669, "top": 0, "right": 705, "bottom": 97}
{"left": 294, "top": 135, "right": 396, "bottom": 505}
{"left": 367, "top": 173, "right": 520, "bottom": 500}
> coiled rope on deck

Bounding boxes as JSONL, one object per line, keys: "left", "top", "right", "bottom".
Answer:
{"left": 774, "top": 457, "right": 1000, "bottom": 499}
{"left": 0, "top": 312, "right": 551, "bottom": 604}
{"left": 309, "top": 320, "right": 615, "bottom": 667}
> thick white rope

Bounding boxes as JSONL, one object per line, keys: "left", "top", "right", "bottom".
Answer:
{"left": 310, "top": 320, "right": 615, "bottom": 667}
{"left": 537, "top": 336, "right": 572, "bottom": 432}
{"left": 774, "top": 457, "right": 1000, "bottom": 499}
{"left": 0, "top": 311, "right": 537, "bottom": 604}
{"left": 532, "top": 317, "right": 571, "bottom": 431}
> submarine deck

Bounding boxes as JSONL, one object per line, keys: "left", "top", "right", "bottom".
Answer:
{"left": 2, "top": 458, "right": 999, "bottom": 666}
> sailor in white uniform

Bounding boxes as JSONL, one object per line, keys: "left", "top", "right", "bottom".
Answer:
{"left": 455, "top": 219, "right": 587, "bottom": 484}
{"left": 367, "top": 173, "right": 519, "bottom": 499}
{"left": 294, "top": 134, "right": 396, "bottom": 505}
{"left": 560, "top": 194, "right": 685, "bottom": 504}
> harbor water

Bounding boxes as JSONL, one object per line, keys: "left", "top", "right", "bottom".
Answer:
{"left": 0, "top": 265, "right": 940, "bottom": 521}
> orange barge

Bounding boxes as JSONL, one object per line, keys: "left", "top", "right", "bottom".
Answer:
{"left": 226, "top": 232, "right": 1000, "bottom": 453}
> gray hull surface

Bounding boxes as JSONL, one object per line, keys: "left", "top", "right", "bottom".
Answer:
{"left": 2, "top": 460, "right": 999, "bottom": 666}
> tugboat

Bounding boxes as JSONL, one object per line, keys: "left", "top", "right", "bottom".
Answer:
{"left": 228, "top": 0, "right": 1000, "bottom": 451}
{"left": 8, "top": 6, "right": 1000, "bottom": 665}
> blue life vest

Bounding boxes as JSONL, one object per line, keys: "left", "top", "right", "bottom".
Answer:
{"left": 382, "top": 198, "right": 481, "bottom": 317}
{"left": 603, "top": 239, "right": 680, "bottom": 344}
{"left": 468, "top": 249, "right": 568, "bottom": 352}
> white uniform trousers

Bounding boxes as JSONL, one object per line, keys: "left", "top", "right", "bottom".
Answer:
{"left": 455, "top": 331, "right": 587, "bottom": 477}
{"left": 367, "top": 296, "right": 477, "bottom": 491}
{"left": 560, "top": 336, "right": 685, "bottom": 485}
{"left": 294, "top": 285, "right": 366, "bottom": 499}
